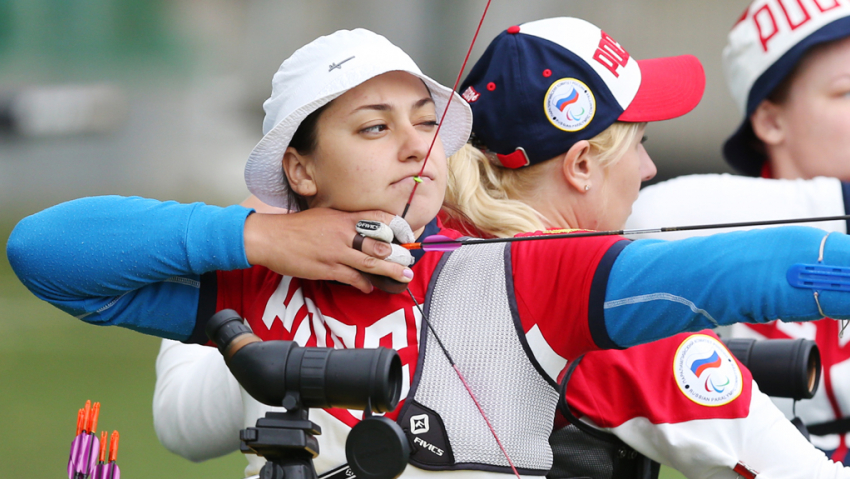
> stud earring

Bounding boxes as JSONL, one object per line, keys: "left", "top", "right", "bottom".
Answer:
{"left": 584, "top": 184, "right": 590, "bottom": 191}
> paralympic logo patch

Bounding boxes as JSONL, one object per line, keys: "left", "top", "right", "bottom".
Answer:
{"left": 673, "top": 334, "right": 743, "bottom": 407}
{"left": 544, "top": 78, "right": 595, "bottom": 132}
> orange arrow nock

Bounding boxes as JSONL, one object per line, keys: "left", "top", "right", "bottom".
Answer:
{"left": 82, "top": 401, "right": 92, "bottom": 434}
{"left": 99, "top": 431, "right": 108, "bottom": 463}
{"left": 90, "top": 402, "right": 101, "bottom": 434}
{"left": 75, "top": 408, "right": 85, "bottom": 436}
{"left": 108, "top": 431, "right": 119, "bottom": 463}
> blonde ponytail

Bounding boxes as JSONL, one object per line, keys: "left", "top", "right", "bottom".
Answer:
{"left": 443, "top": 121, "right": 645, "bottom": 238}
{"left": 443, "top": 144, "right": 548, "bottom": 238}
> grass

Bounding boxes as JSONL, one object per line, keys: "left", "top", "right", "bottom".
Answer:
{"left": 0, "top": 219, "right": 685, "bottom": 479}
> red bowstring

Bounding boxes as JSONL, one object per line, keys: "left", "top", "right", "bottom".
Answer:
{"left": 406, "top": 288, "right": 521, "bottom": 479}
{"left": 401, "top": 0, "right": 493, "bottom": 219}
{"left": 453, "top": 364, "right": 521, "bottom": 477}
{"left": 401, "top": 3, "right": 520, "bottom": 478}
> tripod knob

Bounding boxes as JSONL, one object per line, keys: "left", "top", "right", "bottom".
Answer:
{"left": 260, "top": 463, "right": 285, "bottom": 479}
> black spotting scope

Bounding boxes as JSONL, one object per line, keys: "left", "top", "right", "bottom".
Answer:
{"left": 205, "top": 309, "right": 403, "bottom": 411}
{"left": 723, "top": 338, "right": 821, "bottom": 401}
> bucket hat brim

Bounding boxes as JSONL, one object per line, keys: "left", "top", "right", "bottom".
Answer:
{"left": 245, "top": 68, "right": 471, "bottom": 210}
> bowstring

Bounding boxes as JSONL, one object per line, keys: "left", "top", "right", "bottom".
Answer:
{"left": 398, "top": 1, "right": 521, "bottom": 477}
{"left": 406, "top": 288, "right": 521, "bottom": 478}
{"left": 400, "top": 0, "right": 493, "bottom": 220}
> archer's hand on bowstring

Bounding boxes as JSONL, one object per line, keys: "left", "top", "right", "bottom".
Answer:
{"left": 243, "top": 207, "right": 415, "bottom": 293}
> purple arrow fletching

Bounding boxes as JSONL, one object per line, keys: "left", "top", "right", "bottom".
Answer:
{"left": 92, "top": 462, "right": 118, "bottom": 479}
{"left": 75, "top": 434, "right": 91, "bottom": 474}
{"left": 86, "top": 435, "right": 101, "bottom": 474}
{"left": 68, "top": 434, "right": 86, "bottom": 479}
{"left": 421, "top": 235, "right": 462, "bottom": 252}
{"left": 92, "top": 463, "right": 107, "bottom": 479}
{"left": 73, "top": 434, "right": 99, "bottom": 476}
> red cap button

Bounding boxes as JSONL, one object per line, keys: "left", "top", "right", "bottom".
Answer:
{"left": 507, "top": 25, "right": 521, "bottom": 34}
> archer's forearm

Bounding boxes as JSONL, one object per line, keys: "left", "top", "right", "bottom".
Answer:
{"left": 6, "top": 196, "right": 252, "bottom": 339}
{"left": 604, "top": 226, "right": 850, "bottom": 347}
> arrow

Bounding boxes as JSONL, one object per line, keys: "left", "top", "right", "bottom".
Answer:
{"left": 402, "top": 214, "right": 850, "bottom": 252}
{"left": 67, "top": 407, "right": 86, "bottom": 479}
{"left": 67, "top": 401, "right": 119, "bottom": 479}
{"left": 93, "top": 431, "right": 120, "bottom": 479}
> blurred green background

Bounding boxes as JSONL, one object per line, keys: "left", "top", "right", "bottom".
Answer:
{"left": 0, "top": 0, "right": 758, "bottom": 477}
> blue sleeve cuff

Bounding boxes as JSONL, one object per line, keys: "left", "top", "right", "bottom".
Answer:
{"left": 588, "top": 240, "right": 630, "bottom": 350}
{"left": 185, "top": 203, "right": 253, "bottom": 272}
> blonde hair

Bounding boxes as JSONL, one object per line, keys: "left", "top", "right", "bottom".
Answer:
{"left": 443, "top": 121, "right": 645, "bottom": 238}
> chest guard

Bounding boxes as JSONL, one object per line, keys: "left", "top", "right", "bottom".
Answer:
{"left": 398, "top": 243, "right": 559, "bottom": 475}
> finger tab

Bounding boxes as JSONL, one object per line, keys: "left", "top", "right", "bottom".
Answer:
{"left": 389, "top": 216, "right": 416, "bottom": 244}
{"left": 388, "top": 244, "right": 415, "bottom": 266}
{"left": 356, "top": 220, "right": 394, "bottom": 243}
{"left": 363, "top": 273, "right": 408, "bottom": 294}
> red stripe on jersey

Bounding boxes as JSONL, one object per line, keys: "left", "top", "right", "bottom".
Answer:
{"left": 510, "top": 233, "right": 623, "bottom": 360}
{"left": 565, "top": 332, "right": 753, "bottom": 427}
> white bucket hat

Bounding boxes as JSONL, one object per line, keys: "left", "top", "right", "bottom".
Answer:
{"left": 245, "top": 28, "right": 473, "bottom": 209}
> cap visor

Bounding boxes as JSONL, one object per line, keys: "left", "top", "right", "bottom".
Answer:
{"left": 618, "top": 55, "right": 705, "bottom": 122}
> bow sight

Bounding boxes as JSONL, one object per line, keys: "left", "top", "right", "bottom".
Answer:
{"left": 205, "top": 309, "right": 410, "bottom": 479}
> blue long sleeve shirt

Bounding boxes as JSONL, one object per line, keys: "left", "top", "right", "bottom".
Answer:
{"left": 8, "top": 195, "right": 850, "bottom": 347}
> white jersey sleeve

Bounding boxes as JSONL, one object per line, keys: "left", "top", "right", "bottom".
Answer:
{"left": 153, "top": 339, "right": 244, "bottom": 462}
{"left": 606, "top": 384, "right": 849, "bottom": 479}
{"left": 626, "top": 174, "right": 846, "bottom": 239}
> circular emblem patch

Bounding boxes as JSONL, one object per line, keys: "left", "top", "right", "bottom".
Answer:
{"left": 673, "top": 334, "right": 743, "bottom": 407}
{"left": 544, "top": 78, "right": 596, "bottom": 132}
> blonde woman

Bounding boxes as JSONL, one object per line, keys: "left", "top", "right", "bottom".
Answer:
{"left": 442, "top": 17, "right": 848, "bottom": 479}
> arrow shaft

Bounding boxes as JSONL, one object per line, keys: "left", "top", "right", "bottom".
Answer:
{"left": 408, "top": 214, "right": 850, "bottom": 250}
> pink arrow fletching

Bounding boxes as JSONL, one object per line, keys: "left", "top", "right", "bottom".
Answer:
{"left": 77, "top": 434, "right": 92, "bottom": 474}
{"left": 93, "top": 462, "right": 119, "bottom": 479}
{"left": 72, "top": 434, "right": 99, "bottom": 476}
{"left": 92, "top": 463, "right": 107, "bottom": 479}
{"left": 421, "top": 235, "right": 462, "bottom": 252}
{"left": 67, "top": 434, "right": 86, "bottom": 479}
{"left": 85, "top": 434, "right": 101, "bottom": 474}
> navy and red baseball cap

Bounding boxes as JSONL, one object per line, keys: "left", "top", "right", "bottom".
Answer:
{"left": 722, "top": 1, "right": 850, "bottom": 176}
{"left": 460, "top": 17, "right": 705, "bottom": 169}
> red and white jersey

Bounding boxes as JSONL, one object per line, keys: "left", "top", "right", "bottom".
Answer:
{"left": 566, "top": 332, "right": 752, "bottom": 430}
{"left": 212, "top": 225, "right": 619, "bottom": 410}
{"left": 202, "top": 222, "right": 623, "bottom": 477}
{"left": 627, "top": 173, "right": 850, "bottom": 465}
{"left": 559, "top": 331, "right": 850, "bottom": 478}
